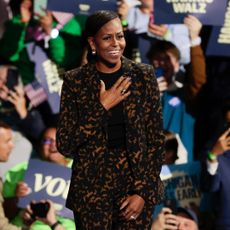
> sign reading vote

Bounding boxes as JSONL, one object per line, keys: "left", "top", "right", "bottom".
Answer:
{"left": 206, "top": 1, "right": 230, "bottom": 57}
{"left": 18, "top": 159, "right": 73, "bottom": 219}
{"left": 154, "top": 0, "right": 228, "bottom": 26}
{"left": 47, "top": 0, "right": 117, "bottom": 15}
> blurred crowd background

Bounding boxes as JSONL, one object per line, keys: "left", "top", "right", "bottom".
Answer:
{"left": 0, "top": 0, "right": 230, "bottom": 229}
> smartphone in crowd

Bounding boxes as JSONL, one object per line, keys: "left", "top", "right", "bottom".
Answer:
{"left": 30, "top": 202, "right": 50, "bottom": 219}
{"left": 5, "top": 68, "right": 19, "bottom": 91}
{"left": 33, "top": 0, "right": 47, "bottom": 19}
{"left": 154, "top": 67, "right": 164, "bottom": 78}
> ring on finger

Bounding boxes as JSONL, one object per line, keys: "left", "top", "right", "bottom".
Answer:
{"left": 130, "top": 215, "right": 136, "bottom": 220}
{"left": 121, "top": 88, "right": 126, "bottom": 95}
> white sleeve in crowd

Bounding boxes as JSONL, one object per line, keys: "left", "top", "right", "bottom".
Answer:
{"left": 206, "top": 159, "right": 219, "bottom": 175}
{"left": 127, "top": 7, "right": 149, "bottom": 34}
{"left": 167, "top": 24, "right": 191, "bottom": 65}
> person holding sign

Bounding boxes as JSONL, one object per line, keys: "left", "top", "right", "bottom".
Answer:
{"left": 0, "top": 121, "right": 66, "bottom": 230}
{"left": 0, "top": 0, "right": 86, "bottom": 84}
{"left": 3, "top": 127, "right": 74, "bottom": 229}
{"left": 0, "top": 0, "right": 87, "bottom": 119}
{"left": 57, "top": 10, "right": 165, "bottom": 229}
{"left": 117, "top": 0, "right": 191, "bottom": 65}
{"left": 146, "top": 15, "right": 206, "bottom": 162}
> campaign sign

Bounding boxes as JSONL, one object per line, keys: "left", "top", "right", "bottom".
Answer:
{"left": 26, "top": 43, "right": 63, "bottom": 114}
{"left": 47, "top": 0, "right": 117, "bottom": 15}
{"left": 154, "top": 0, "right": 228, "bottom": 26}
{"left": 206, "top": 1, "right": 230, "bottom": 57}
{"left": 18, "top": 159, "right": 73, "bottom": 219}
{"left": 206, "top": 27, "right": 230, "bottom": 57}
{"left": 160, "top": 162, "right": 202, "bottom": 209}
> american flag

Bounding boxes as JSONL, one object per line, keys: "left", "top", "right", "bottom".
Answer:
{"left": 24, "top": 80, "right": 48, "bottom": 107}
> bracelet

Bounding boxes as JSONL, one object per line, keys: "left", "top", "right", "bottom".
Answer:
{"left": 121, "top": 19, "right": 128, "bottom": 27}
{"left": 207, "top": 151, "right": 217, "bottom": 161}
{"left": 50, "top": 220, "right": 61, "bottom": 230}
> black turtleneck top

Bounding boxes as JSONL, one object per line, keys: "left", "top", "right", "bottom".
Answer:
{"left": 98, "top": 67, "right": 126, "bottom": 149}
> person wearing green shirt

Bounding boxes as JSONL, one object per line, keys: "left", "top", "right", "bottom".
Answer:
{"left": 3, "top": 127, "right": 74, "bottom": 230}
{"left": 0, "top": 0, "right": 87, "bottom": 84}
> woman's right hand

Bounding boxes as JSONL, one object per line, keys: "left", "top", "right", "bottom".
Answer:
{"left": 100, "top": 76, "right": 131, "bottom": 110}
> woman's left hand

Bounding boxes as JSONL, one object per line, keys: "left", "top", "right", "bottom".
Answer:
{"left": 120, "top": 194, "right": 145, "bottom": 221}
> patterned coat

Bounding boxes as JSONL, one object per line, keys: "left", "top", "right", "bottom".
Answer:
{"left": 56, "top": 57, "right": 165, "bottom": 212}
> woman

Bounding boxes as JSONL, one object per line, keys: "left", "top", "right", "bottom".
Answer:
{"left": 56, "top": 10, "right": 165, "bottom": 229}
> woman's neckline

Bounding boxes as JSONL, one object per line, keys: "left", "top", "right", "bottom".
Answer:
{"left": 95, "top": 60, "right": 122, "bottom": 74}
{"left": 97, "top": 66, "right": 123, "bottom": 76}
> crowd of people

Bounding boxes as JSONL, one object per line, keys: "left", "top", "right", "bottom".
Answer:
{"left": 0, "top": 0, "right": 229, "bottom": 229}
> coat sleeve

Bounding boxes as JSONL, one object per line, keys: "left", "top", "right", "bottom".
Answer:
{"left": 56, "top": 70, "right": 108, "bottom": 158}
{"left": 185, "top": 45, "right": 206, "bottom": 107}
{"left": 136, "top": 65, "right": 165, "bottom": 204}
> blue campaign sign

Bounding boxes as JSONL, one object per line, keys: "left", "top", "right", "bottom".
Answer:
{"left": 158, "top": 161, "right": 214, "bottom": 212}
{"left": 26, "top": 43, "right": 63, "bottom": 114}
{"left": 18, "top": 159, "right": 73, "bottom": 219}
{"left": 154, "top": 0, "right": 228, "bottom": 26}
{"left": 206, "top": 26, "right": 230, "bottom": 57}
{"left": 47, "top": 0, "right": 117, "bottom": 15}
{"left": 152, "top": 162, "right": 216, "bottom": 226}
{"left": 160, "top": 162, "right": 202, "bottom": 209}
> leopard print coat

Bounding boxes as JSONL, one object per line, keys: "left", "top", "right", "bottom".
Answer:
{"left": 56, "top": 57, "right": 165, "bottom": 212}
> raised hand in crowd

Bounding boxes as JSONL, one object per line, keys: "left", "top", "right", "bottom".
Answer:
{"left": 20, "top": 0, "right": 54, "bottom": 35}
{"left": 184, "top": 15, "right": 202, "bottom": 42}
{"left": 0, "top": 83, "right": 28, "bottom": 119}
{"left": 15, "top": 181, "right": 31, "bottom": 198}
{"left": 7, "top": 85, "right": 28, "bottom": 119}
{"left": 20, "top": 0, "right": 32, "bottom": 23}
{"left": 117, "top": 0, "right": 129, "bottom": 20}
{"left": 36, "top": 11, "right": 53, "bottom": 36}
{"left": 209, "top": 128, "right": 230, "bottom": 160}
{"left": 22, "top": 200, "right": 66, "bottom": 230}
{"left": 151, "top": 207, "right": 178, "bottom": 230}
{"left": 151, "top": 207, "right": 199, "bottom": 230}
{"left": 148, "top": 23, "right": 168, "bottom": 38}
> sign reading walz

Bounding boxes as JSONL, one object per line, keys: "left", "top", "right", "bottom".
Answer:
{"left": 47, "top": 0, "right": 117, "bottom": 15}
{"left": 206, "top": 0, "right": 230, "bottom": 57}
{"left": 154, "top": 0, "right": 228, "bottom": 26}
{"left": 18, "top": 159, "right": 73, "bottom": 219}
